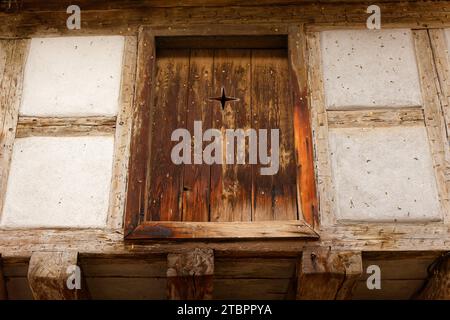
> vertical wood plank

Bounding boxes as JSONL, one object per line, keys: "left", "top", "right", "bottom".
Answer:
{"left": 306, "top": 31, "right": 336, "bottom": 226}
{"left": 288, "top": 25, "right": 318, "bottom": 227}
{"left": 147, "top": 49, "right": 190, "bottom": 222}
{"left": 28, "top": 251, "right": 90, "bottom": 300}
{"left": 0, "top": 254, "right": 7, "bottom": 300}
{"left": 167, "top": 248, "right": 214, "bottom": 300}
{"left": 125, "top": 27, "right": 155, "bottom": 236}
{"left": 297, "top": 247, "right": 362, "bottom": 300}
{"left": 182, "top": 49, "right": 214, "bottom": 222}
{"left": 107, "top": 36, "right": 138, "bottom": 229}
{"left": 413, "top": 30, "right": 450, "bottom": 223}
{"left": 252, "top": 49, "right": 297, "bottom": 221}
{"left": 0, "top": 39, "right": 29, "bottom": 220}
{"left": 210, "top": 49, "right": 252, "bottom": 222}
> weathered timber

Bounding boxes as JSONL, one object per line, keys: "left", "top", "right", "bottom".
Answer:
{"left": 27, "top": 251, "right": 90, "bottom": 300}
{"left": 107, "top": 36, "right": 138, "bottom": 229}
{"left": 167, "top": 248, "right": 214, "bottom": 299}
{"left": 15, "top": 116, "right": 116, "bottom": 137}
{"left": 414, "top": 253, "right": 450, "bottom": 299}
{"left": 0, "top": 39, "right": 29, "bottom": 220}
{"left": 413, "top": 30, "right": 450, "bottom": 223}
{"left": 297, "top": 247, "right": 362, "bottom": 300}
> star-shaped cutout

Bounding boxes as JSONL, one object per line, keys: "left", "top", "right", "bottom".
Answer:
{"left": 209, "top": 87, "right": 239, "bottom": 110}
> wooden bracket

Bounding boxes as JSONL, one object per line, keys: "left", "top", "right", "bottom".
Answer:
{"left": 297, "top": 247, "right": 362, "bottom": 300}
{"left": 414, "top": 252, "right": 450, "bottom": 299}
{"left": 27, "top": 251, "right": 89, "bottom": 300}
{"left": 167, "top": 248, "right": 214, "bottom": 300}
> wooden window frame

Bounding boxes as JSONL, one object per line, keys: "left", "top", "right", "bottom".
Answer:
{"left": 124, "top": 24, "right": 318, "bottom": 240}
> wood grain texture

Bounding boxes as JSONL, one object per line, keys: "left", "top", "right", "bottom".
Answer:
{"left": 429, "top": 29, "right": 450, "bottom": 144}
{"left": 2, "top": 3, "right": 450, "bottom": 38}
{"left": 252, "top": 49, "right": 297, "bottom": 221}
{"left": 125, "top": 27, "right": 155, "bottom": 236}
{"left": 327, "top": 108, "right": 425, "bottom": 128}
{"left": 297, "top": 247, "right": 362, "bottom": 300}
{"left": 414, "top": 253, "right": 450, "bottom": 299}
{"left": 182, "top": 49, "right": 213, "bottom": 222}
{"left": 15, "top": 116, "right": 116, "bottom": 137}
{"left": 306, "top": 31, "right": 336, "bottom": 227}
{"left": 167, "top": 248, "right": 214, "bottom": 300}
{"left": 289, "top": 25, "right": 317, "bottom": 227}
{"left": 146, "top": 49, "right": 189, "bottom": 222}
{"left": 413, "top": 30, "right": 450, "bottom": 224}
{"left": 107, "top": 36, "right": 138, "bottom": 229}
{"left": 1, "top": 224, "right": 450, "bottom": 258}
{"left": 27, "top": 251, "right": 89, "bottom": 300}
{"left": 210, "top": 49, "right": 253, "bottom": 222}
{"left": 127, "top": 220, "right": 318, "bottom": 239}
{"left": 0, "top": 39, "right": 29, "bottom": 221}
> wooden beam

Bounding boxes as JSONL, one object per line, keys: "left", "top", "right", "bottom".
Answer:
{"left": 0, "top": 254, "right": 7, "bottom": 300}
{"left": 167, "top": 248, "right": 214, "bottom": 300}
{"left": 297, "top": 247, "right": 362, "bottom": 300}
{"left": 413, "top": 30, "right": 450, "bottom": 224}
{"left": 0, "top": 39, "right": 29, "bottom": 219}
{"left": 107, "top": 35, "right": 137, "bottom": 229}
{"left": 414, "top": 253, "right": 450, "bottom": 299}
{"left": 2, "top": 2, "right": 450, "bottom": 38}
{"left": 327, "top": 108, "right": 425, "bottom": 128}
{"left": 27, "top": 251, "right": 89, "bottom": 300}
{"left": 15, "top": 116, "right": 116, "bottom": 137}
{"left": 127, "top": 221, "right": 319, "bottom": 240}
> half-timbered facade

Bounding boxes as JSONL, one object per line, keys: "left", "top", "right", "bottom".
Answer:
{"left": 0, "top": 0, "right": 449, "bottom": 299}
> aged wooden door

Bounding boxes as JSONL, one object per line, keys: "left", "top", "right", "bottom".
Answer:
{"left": 146, "top": 46, "right": 298, "bottom": 223}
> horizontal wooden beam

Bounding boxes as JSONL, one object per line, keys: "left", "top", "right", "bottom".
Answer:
{"left": 327, "top": 108, "right": 425, "bottom": 128}
{"left": 126, "top": 221, "right": 319, "bottom": 239}
{"left": 2, "top": 2, "right": 450, "bottom": 38}
{"left": 297, "top": 247, "right": 362, "bottom": 300}
{"left": 27, "top": 251, "right": 90, "bottom": 300}
{"left": 167, "top": 248, "right": 214, "bottom": 300}
{"left": 414, "top": 253, "right": 450, "bottom": 299}
{"left": 16, "top": 116, "right": 117, "bottom": 137}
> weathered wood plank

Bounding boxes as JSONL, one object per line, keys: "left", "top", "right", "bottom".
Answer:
{"left": 124, "top": 27, "right": 155, "bottom": 236}
{"left": 414, "top": 253, "right": 450, "bottom": 299}
{"left": 147, "top": 48, "right": 189, "bottom": 222}
{"left": 289, "top": 25, "right": 317, "bottom": 227}
{"left": 297, "top": 247, "right": 362, "bottom": 300}
{"left": 182, "top": 49, "right": 213, "bottom": 222}
{"left": 15, "top": 116, "right": 116, "bottom": 137}
{"left": 27, "top": 251, "right": 89, "bottom": 300}
{"left": 107, "top": 36, "right": 137, "bottom": 229}
{"left": 413, "top": 30, "right": 450, "bottom": 224}
{"left": 429, "top": 29, "right": 450, "bottom": 149}
{"left": 0, "top": 39, "right": 29, "bottom": 220}
{"left": 306, "top": 31, "right": 335, "bottom": 226}
{"left": 252, "top": 49, "right": 297, "bottom": 221}
{"left": 167, "top": 248, "right": 214, "bottom": 300}
{"left": 210, "top": 49, "right": 252, "bottom": 222}
{"left": 3, "top": 3, "right": 450, "bottom": 38}
{"left": 128, "top": 220, "right": 318, "bottom": 239}
{"left": 327, "top": 108, "right": 425, "bottom": 128}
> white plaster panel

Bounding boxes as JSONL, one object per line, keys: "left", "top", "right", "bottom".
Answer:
{"left": 329, "top": 126, "right": 441, "bottom": 222}
{"left": 1, "top": 136, "right": 114, "bottom": 228}
{"left": 20, "top": 36, "right": 124, "bottom": 117}
{"left": 321, "top": 29, "right": 422, "bottom": 109}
